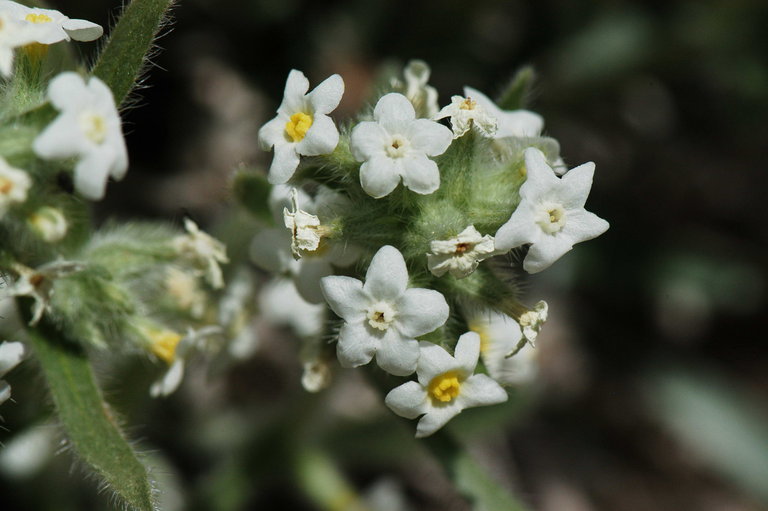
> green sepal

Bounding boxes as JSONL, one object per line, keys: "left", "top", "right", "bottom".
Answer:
{"left": 27, "top": 314, "right": 156, "bottom": 511}
{"left": 231, "top": 169, "right": 273, "bottom": 222}
{"left": 91, "top": 0, "right": 176, "bottom": 106}
{"left": 496, "top": 66, "right": 536, "bottom": 111}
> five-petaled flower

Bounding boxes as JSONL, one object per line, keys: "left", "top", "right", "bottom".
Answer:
{"left": 258, "top": 69, "right": 344, "bottom": 184}
{"left": 427, "top": 225, "right": 496, "bottom": 279}
{"left": 463, "top": 86, "right": 543, "bottom": 139}
{"left": 0, "top": 157, "right": 31, "bottom": 218}
{"left": 283, "top": 187, "right": 326, "bottom": 259}
{"left": 0, "top": 1, "right": 102, "bottom": 45}
{"left": 350, "top": 93, "right": 452, "bottom": 198}
{"left": 147, "top": 326, "right": 222, "bottom": 397}
{"left": 321, "top": 245, "right": 449, "bottom": 376}
{"left": 385, "top": 331, "right": 508, "bottom": 438}
{"left": 434, "top": 95, "right": 497, "bottom": 139}
{"left": 33, "top": 72, "right": 128, "bottom": 201}
{"left": 173, "top": 218, "right": 229, "bottom": 289}
{"left": 494, "top": 147, "right": 609, "bottom": 273}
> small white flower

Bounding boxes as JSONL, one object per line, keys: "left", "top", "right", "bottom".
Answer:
{"left": 321, "top": 245, "right": 449, "bottom": 376}
{"left": 427, "top": 225, "right": 495, "bottom": 278}
{"left": 1, "top": 260, "right": 86, "bottom": 325}
{"left": 495, "top": 148, "right": 610, "bottom": 273}
{"left": 403, "top": 60, "right": 439, "bottom": 118}
{"left": 27, "top": 206, "right": 68, "bottom": 242}
{"left": 164, "top": 266, "right": 207, "bottom": 319}
{"left": 518, "top": 300, "right": 548, "bottom": 346}
{"left": 468, "top": 310, "right": 537, "bottom": 386}
{"left": 0, "top": 11, "right": 38, "bottom": 77}
{"left": 173, "top": 218, "right": 229, "bottom": 289}
{"left": 149, "top": 326, "right": 222, "bottom": 398}
{"left": 259, "top": 278, "right": 325, "bottom": 338}
{"left": 351, "top": 93, "right": 452, "bottom": 198}
{"left": 0, "top": 341, "right": 26, "bottom": 406}
{"left": 301, "top": 359, "right": 332, "bottom": 393}
{"left": 463, "top": 86, "right": 544, "bottom": 139}
{"left": 283, "top": 187, "right": 324, "bottom": 258}
{"left": 0, "top": 2, "right": 102, "bottom": 44}
{"left": 33, "top": 72, "right": 128, "bottom": 200}
{"left": 434, "top": 95, "right": 497, "bottom": 138}
{"left": 385, "top": 332, "right": 508, "bottom": 438}
{"left": 0, "top": 157, "right": 31, "bottom": 217}
{"left": 258, "top": 69, "right": 344, "bottom": 184}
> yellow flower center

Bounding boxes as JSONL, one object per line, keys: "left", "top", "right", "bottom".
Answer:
{"left": 285, "top": 112, "right": 313, "bottom": 142}
{"left": 366, "top": 301, "right": 396, "bottom": 331}
{"left": 428, "top": 371, "right": 461, "bottom": 403}
{"left": 537, "top": 202, "right": 566, "bottom": 234}
{"left": 459, "top": 97, "right": 477, "bottom": 110}
{"left": 25, "top": 13, "right": 53, "bottom": 24}
{"left": 80, "top": 112, "right": 107, "bottom": 144}
{"left": 0, "top": 176, "right": 13, "bottom": 194}
{"left": 147, "top": 328, "right": 182, "bottom": 364}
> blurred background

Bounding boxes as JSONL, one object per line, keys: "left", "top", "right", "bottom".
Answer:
{"left": 1, "top": 0, "right": 768, "bottom": 510}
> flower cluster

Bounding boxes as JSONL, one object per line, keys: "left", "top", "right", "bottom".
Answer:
{"left": 244, "top": 61, "right": 609, "bottom": 437}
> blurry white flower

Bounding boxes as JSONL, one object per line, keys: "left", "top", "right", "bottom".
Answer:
{"left": 427, "top": 225, "right": 495, "bottom": 278}
{"left": 0, "top": 341, "right": 25, "bottom": 406}
{"left": 463, "top": 86, "right": 543, "bottom": 138}
{"left": 0, "top": 11, "right": 38, "bottom": 77}
{"left": 0, "top": 2, "right": 102, "bottom": 44}
{"left": 219, "top": 270, "right": 259, "bottom": 360}
{"left": 173, "top": 218, "right": 229, "bottom": 289}
{"left": 403, "top": 60, "right": 439, "bottom": 118}
{"left": 385, "top": 332, "right": 508, "bottom": 438}
{"left": 0, "top": 157, "right": 31, "bottom": 217}
{"left": 434, "top": 95, "right": 497, "bottom": 138}
{"left": 164, "top": 266, "right": 207, "bottom": 319}
{"left": 1, "top": 260, "right": 86, "bottom": 325}
{"left": 321, "top": 245, "right": 449, "bottom": 376}
{"left": 0, "top": 425, "right": 55, "bottom": 479}
{"left": 468, "top": 310, "right": 537, "bottom": 385}
{"left": 33, "top": 72, "right": 128, "bottom": 200}
{"left": 518, "top": 300, "right": 548, "bottom": 346}
{"left": 495, "top": 148, "right": 609, "bottom": 273}
{"left": 351, "top": 93, "right": 452, "bottom": 198}
{"left": 259, "top": 278, "right": 325, "bottom": 338}
{"left": 301, "top": 359, "right": 331, "bottom": 393}
{"left": 27, "top": 206, "right": 67, "bottom": 243}
{"left": 258, "top": 69, "right": 344, "bottom": 184}
{"left": 283, "top": 187, "right": 324, "bottom": 258}
{"left": 149, "top": 326, "right": 222, "bottom": 398}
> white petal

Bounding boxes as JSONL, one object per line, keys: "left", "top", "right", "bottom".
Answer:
{"left": 493, "top": 205, "right": 538, "bottom": 251}
{"left": 0, "top": 342, "right": 25, "bottom": 377}
{"left": 0, "top": 381, "right": 10, "bottom": 405}
{"left": 33, "top": 113, "right": 88, "bottom": 159}
{"left": 416, "top": 406, "right": 460, "bottom": 438}
{"left": 47, "top": 72, "right": 88, "bottom": 111}
{"left": 496, "top": 110, "right": 544, "bottom": 138}
{"left": 385, "top": 381, "right": 428, "bottom": 419}
{"left": 307, "top": 73, "right": 344, "bottom": 114}
{"left": 453, "top": 331, "right": 481, "bottom": 375}
{"left": 404, "top": 119, "right": 452, "bottom": 156}
{"left": 400, "top": 153, "right": 440, "bottom": 195}
{"left": 416, "top": 341, "right": 457, "bottom": 387}
{"left": 250, "top": 228, "right": 291, "bottom": 273}
{"left": 457, "top": 374, "right": 508, "bottom": 408}
{"left": 521, "top": 148, "right": 561, "bottom": 198}
{"left": 563, "top": 209, "right": 610, "bottom": 244}
{"left": 279, "top": 69, "right": 310, "bottom": 114}
{"left": 350, "top": 121, "right": 387, "bottom": 161}
{"left": 559, "top": 161, "right": 596, "bottom": 209}
{"left": 462, "top": 86, "right": 499, "bottom": 115}
{"left": 320, "top": 275, "right": 367, "bottom": 320}
{"left": 523, "top": 234, "right": 574, "bottom": 273}
{"left": 108, "top": 130, "right": 129, "bottom": 180}
{"left": 363, "top": 245, "right": 408, "bottom": 302}
{"left": 258, "top": 115, "right": 288, "bottom": 150}
{"left": 359, "top": 157, "right": 401, "bottom": 198}
{"left": 375, "top": 331, "right": 419, "bottom": 376}
{"left": 395, "top": 288, "right": 449, "bottom": 338}
{"left": 294, "top": 259, "right": 334, "bottom": 304}
{"left": 336, "top": 322, "right": 377, "bottom": 368}
{"left": 150, "top": 360, "right": 185, "bottom": 398}
{"left": 296, "top": 114, "right": 339, "bottom": 156}
{"left": 73, "top": 150, "right": 111, "bottom": 200}
{"left": 374, "top": 93, "right": 416, "bottom": 131}
{"left": 267, "top": 143, "right": 300, "bottom": 184}
{"left": 0, "top": 48, "right": 13, "bottom": 78}
{"left": 62, "top": 19, "right": 103, "bottom": 41}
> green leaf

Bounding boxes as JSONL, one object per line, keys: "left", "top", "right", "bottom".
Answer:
{"left": 231, "top": 169, "right": 274, "bottom": 222}
{"left": 28, "top": 323, "right": 155, "bottom": 511}
{"left": 91, "top": 0, "right": 176, "bottom": 106}
{"left": 496, "top": 66, "right": 536, "bottom": 111}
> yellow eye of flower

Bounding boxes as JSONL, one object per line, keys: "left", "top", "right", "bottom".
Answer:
{"left": 285, "top": 112, "right": 313, "bottom": 142}
{"left": 25, "top": 13, "right": 53, "bottom": 24}
{"left": 428, "top": 371, "right": 461, "bottom": 403}
{"left": 148, "top": 329, "right": 182, "bottom": 364}
{"left": 80, "top": 112, "right": 108, "bottom": 144}
{"left": 0, "top": 176, "right": 13, "bottom": 194}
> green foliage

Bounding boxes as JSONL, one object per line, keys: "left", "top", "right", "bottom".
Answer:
{"left": 496, "top": 66, "right": 536, "bottom": 111}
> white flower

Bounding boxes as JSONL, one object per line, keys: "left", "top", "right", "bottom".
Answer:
{"left": 0, "top": 11, "right": 38, "bottom": 77}
{"left": 0, "top": 157, "right": 31, "bottom": 217}
{"left": 149, "top": 326, "right": 222, "bottom": 398}
{"left": 172, "top": 218, "right": 229, "bottom": 289}
{"left": 518, "top": 300, "right": 548, "bottom": 346}
{"left": 258, "top": 69, "right": 344, "bottom": 184}
{"left": 351, "top": 93, "right": 452, "bottom": 198}
{"left": 0, "top": 2, "right": 102, "bottom": 44}
{"left": 1, "top": 260, "right": 86, "bottom": 325}
{"left": 27, "top": 206, "right": 67, "bottom": 242}
{"left": 463, "top": 86, "right": 544, "bottom": 139}
{"left": 385, "top": 332, "right": 508, "bottom": 438}
{"left": 33, "top": 72, "right": 128, "bottom": 200}
{"left": 321, "top": 245, "right": 449, "bottom": 376}
{"left": 301, "top": 359, "right": 332, "bottom": 393}
{"left": 427, "top": 225, "right": 495, "bottom": 278}
{"left": 434, "top": 95, "right": 497, "bottom": 138}
{"left": 0, "top": 341, "right": 26, "bottom": 406}
{"left": 403, "top": 60, "right": 439, "bottom": 118}
{"left": 495, "top": 148, "right": 609, "bottom": 273}
{"left": 259, "top": 278, "right": 325, "bottom": 338}
{"left": 283, "top": 187, "right": 325, "bottom": 258}
{"left": 468, "top": 310, "right": 537, "bottom": 386}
